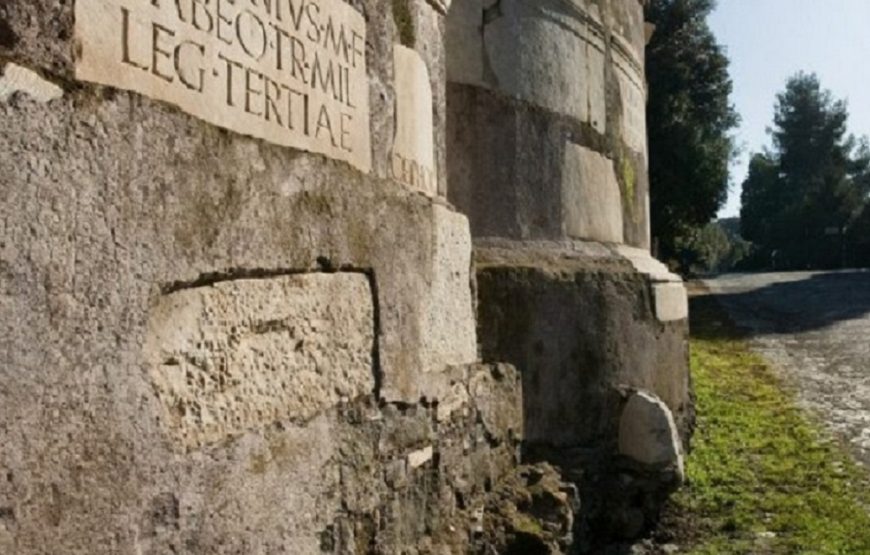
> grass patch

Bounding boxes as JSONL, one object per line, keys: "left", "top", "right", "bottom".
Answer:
{"left": 668, "top": 288, "right": 870, "bottom": 554}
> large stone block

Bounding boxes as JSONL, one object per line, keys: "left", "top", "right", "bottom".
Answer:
{"left": 615, "top": 50, "right": 648, "bottom": 158}
{"left": 475, "top": 241, "right": 692, "bottom": 447}
{"left": 145, "top": 273, "right": 376, "bottom": 449}
{"left": 563, "top": 143, "right": 625, "bottom": 244}
{"left": 382, "top": 204, "right": 478, "bottom": 401}
{"left": 421, "top": 206, "right": 478, "bottom": 367}
{"left": 445, "top": 0, "right": 486, "bottom": 87}
{"left": 391, "top": 45, "right": 438, "bottom": 196}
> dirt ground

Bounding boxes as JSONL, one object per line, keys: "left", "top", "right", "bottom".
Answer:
{"left": 702, "top": 270, "right": 870, "bottom": 467}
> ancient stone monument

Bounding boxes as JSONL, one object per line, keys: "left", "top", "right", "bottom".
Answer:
{"left": 0, "top": 0, "right": 690, "bottom": 552}
{"left": 446, "top": 0, "right": 691, "bottom": 543}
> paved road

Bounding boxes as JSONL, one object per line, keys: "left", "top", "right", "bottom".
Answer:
{"left": 703, "top": 270, "right": 870, "bottom": 466}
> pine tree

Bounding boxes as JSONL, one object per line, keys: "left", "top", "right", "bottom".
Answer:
{"left": 740, "top": 73, "right": 870, "bottom": 269}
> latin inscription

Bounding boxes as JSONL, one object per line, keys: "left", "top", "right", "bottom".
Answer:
{"left": 75, "top": 0, "right": 371, "bottom": 172}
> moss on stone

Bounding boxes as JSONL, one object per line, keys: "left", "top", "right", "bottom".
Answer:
{"left": 391, "top": 0, "right": 415, "bottom": 47}
{"left": 619, "top": 152, "right": 637, "bottom": 217}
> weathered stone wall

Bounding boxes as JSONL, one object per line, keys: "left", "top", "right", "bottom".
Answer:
{"left": 0, "top": 1, "right": 545, "bottom": 553}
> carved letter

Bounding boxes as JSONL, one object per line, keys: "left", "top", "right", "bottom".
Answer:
{"left": 218, "top": 52, "right": 244, "bottom": 106}
{"left": 216, "top": 0, "right": 236, "bottom": 45}
{"left": 236, "top": 9, "right": 268, "bottom": 61}
{"left": 244, "top": 67, "right": 265, "bottom": 116}
{"left": 151, "top": 23, "right": 176, "bottom": 83}
{"left": 191, "top": 0, "right": 215, "bottom": 32}
{"left": 305, "top": 2, "right": 322, "bottom": 43}
{"left": 121, "top": 8, "right": 149, "bottom": 71}
{"left": 339, "top": 112, "right": 352, "bottom": 152}
{"left": 315, "top": 104, "right": 337, "bottom": 146}
{"left": 175, "top": 40, "right": 206, "bottom": 92}
{"left": 264, "top": 76, "right": 283, "bottom": 126}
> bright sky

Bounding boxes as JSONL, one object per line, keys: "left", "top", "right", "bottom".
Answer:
{"left": 709, "top": 0, "right": 870, "bottom": 218}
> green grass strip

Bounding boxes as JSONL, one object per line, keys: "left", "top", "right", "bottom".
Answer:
{"left": 671, "top": 293, "right": 870, "bottom": 554}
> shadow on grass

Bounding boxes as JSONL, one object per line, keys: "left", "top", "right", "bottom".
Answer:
{"left": 687, "top": 284, "right": 747, "bottom": 342}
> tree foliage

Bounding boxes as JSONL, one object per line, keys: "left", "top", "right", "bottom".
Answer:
{"left": 740, "top": 73, "right": 870, "bottom": 269}
{"left": 646, "top": 0, "right": 739, "bottom": 261}
{"left": 674, "top": 219, "right": 751, "bottom": 275}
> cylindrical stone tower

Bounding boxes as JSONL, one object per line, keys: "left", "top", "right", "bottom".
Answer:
{"left": 446, "top": 0, "right": 692, "bottom": 544}
{"left": 447, "top": 0, "right": 652, "bottom": 247}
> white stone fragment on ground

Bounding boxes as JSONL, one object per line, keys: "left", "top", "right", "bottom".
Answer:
{"left": 618, "top": 391, "right": 685, "bottom": 478}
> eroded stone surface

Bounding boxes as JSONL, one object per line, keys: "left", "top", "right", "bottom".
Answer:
{"left": 420, "top": 206, "right": 478, "bottom": 368}
{"left": 0, "top": 0, "right": 514, "bottom": 552}
{"left": 75, "top": 0, "right": 372, "bottom": 171}
{"left": 484, "top": 0, "right": 607, "bottom": 132}
{"left": 0, "top": 63, "right": 62, "bottom": 102}
{"left": 615, "top": 51, "right": 647, "bottom": 157}
{"left": 391, "top": 45, "right": 437, "bottom": 196}
{"left": 476, "top": 243, "right": 693, "bottom": 448}
{"left": 144, "top": 273, "right": 375, "bottom": 448}
{"left": 563, "top": 143, "right": 624, "bottom": 244}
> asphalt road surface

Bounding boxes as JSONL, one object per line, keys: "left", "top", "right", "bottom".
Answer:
{"left": 703, "top": 270, "right": 870, "bottom": 466}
